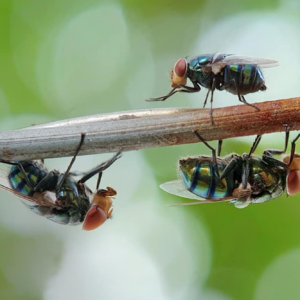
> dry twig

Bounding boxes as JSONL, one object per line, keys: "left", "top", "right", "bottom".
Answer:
{"left": 0, "top": 97, "right": 300, "bottom": 160}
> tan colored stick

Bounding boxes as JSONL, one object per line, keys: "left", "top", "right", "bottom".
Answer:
{"left": 0, "top": 97, "right": 299, "bottom": 160}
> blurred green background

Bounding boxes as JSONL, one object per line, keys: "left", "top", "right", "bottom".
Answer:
{"left": 1, "top": 0, "right": 300, "bottom": 299}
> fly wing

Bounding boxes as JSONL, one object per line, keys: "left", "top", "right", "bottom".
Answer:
{"left": 167, "top": 199, "right": 234, "bottom": 206}
{"left": 215, "top": 56, "right": 278, "bottom": 68}
{"left": 161, "top": 180, "right": 204, "bottom": 200}
{"left": 207, "top": 55, "right": 278, "bottom": 75}
{"left": 160, "top": 180, "right": 234, "bottom": 205}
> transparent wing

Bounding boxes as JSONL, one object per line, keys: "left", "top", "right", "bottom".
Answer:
{"left": 160, "top": 180, "right": 234, "bottom": 205}
{"left": 215, "top": 55, "right": 278, "bottom": 68}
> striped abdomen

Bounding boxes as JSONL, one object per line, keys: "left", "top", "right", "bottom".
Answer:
{"left": 222, "top": 64, "right": 266, "bottom": 95}
{"left": 179, "top": 157, "right": 235, "bottom": 199}
{"left": 9, "top": 162, "right": 47, "bottom": 196}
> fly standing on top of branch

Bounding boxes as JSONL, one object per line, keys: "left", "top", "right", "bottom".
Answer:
{"left": 146, "top": 53, "right": 278, "bottom": 123}
{"left": 161, "top": 130, "right": 300, "bottom": 208}
{"left": 0, "top": 134, "right": 121, "bottom": 231}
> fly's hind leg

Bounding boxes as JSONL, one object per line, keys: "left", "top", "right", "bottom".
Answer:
{"left": 194, "top": 130, "right": 220, "bottom": 176}
{"left": 57, "top": 133, "right": 86, "bottom": 190}
{"left": 220, "top": 79, "right": 259, "bottom": 110}
{"left": 238, "top": 94, "right": 259, "bottom": 110}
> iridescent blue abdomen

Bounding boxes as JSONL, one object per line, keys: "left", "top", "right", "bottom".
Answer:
{"left": 9, "top": 162, "right": 47, "bottom": 196}
{"left": 179, "top": 157, "right": 235, "bottom": 199}
{"left": 222, "top": 64, "right": 266, "bottom": 95}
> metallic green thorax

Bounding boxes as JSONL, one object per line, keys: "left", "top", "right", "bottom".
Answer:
{"left": 245, "top": 156, "right": 287, "bottom": 203}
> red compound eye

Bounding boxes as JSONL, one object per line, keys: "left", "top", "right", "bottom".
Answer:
{"left": 286, "top": 170, "right": 300, "bottom": 196}
{"left": 174, "top": 58, "right": 187, "bottom": 77}
{"left": 82, "top": 205, "right": 107, "bottom": 231}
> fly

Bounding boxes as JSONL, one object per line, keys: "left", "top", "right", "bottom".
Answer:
{"left": 146, "top": 53, "right": 278, "bottom": 123}
{"left": 161, "top": 130, "right": 300, "bottom": 208}
{"left": 0, "top": 134, "right": 121, "bottom": 230}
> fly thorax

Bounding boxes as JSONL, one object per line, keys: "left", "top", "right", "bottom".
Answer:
{"left": 56, "top": 175, "right": 80, "bottom": 205}
{"left": 188, "top": 68, "right": 212, "bottom": 88}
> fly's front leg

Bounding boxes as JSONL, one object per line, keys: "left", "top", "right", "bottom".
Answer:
{"left": 96, "top": 173, "right": 102, "bottom": 190}
{"left": 78, "top": 152, "right": 122, "bottom": 189}
{"left": 286, "top": 133, "right": 300, "bottom": 167}
{"left": 263, "top": 126, "right": 290, "bottom": 157}
{"left": 107, "top": 208, "right": 113, "bottom": 219}
{"left": 146, "top": 81, "right": 201, "bottom": 102}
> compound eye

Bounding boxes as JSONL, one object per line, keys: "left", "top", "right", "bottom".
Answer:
{"left": 283, "top": 154, "right": 300, "bottom": 170}
{"left": 82, "top": 205, "right": 107, "bottom": 231}
{"left": 174, "top": 58, "right": 187, "bottom": 77}
{"left": 171, "top": 58, "right": 188, "bottom": 87}
{"left": 286, "top": 170, "right": 300, "bottom": 196}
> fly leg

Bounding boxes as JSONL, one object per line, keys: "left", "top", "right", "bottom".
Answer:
{"left": 217, "top": 140, "right": 223, "bottom": 157}
{"left": 219, "top": 155, "right": 240, "bottom": 179}
{"left": 242, "top": 135, "right": 263, "bottom": 188}
{"left": 194, "top": 130, "right": 219, "bottom": 176}
{"left": 78, "top": 152, "right": 122, "bottom": 189}
{"left": 0, "top": 159, "right": 58, "bottom": 193}
{"left": 286, "top": 133, "right": 300, "bottom": 167}
{"left": 203, "top": 78, "right": 217, "bottom": 124}
{"left": 56, "top": 133, "right": 86, "bottom": 190}
{"left": 263, "top": 125, "right": 290, "bottom": 157}
{"left": 248, "top": 135, "right": 262, "bottom": 156}
{"left": 146, "top": 81, "right": 201, "bottom": 102}
{"left": 220, "top": 79, "right": 259, "bottom": 110}
{"left": 0, "top": 160, "right": 37, "bottom": 191}
{"left": 222, "top": 135, "right": 263, "bottom": 206}
{"left": 229, "top": 155, "right": 252, "bottom": 208}
{"left": 209, "top": 78, "right": 216, "bottom": 124}
{"left": 203, "top": 90, "right": 210, "bottom": 108}
{"left": 238, "top": 94, "right": 259, "bottom": 110}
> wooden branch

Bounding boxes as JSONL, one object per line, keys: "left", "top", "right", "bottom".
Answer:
{"left": 0, "top": 97, "right": 300, "bottom": 160}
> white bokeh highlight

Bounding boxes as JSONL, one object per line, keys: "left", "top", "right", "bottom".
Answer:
{"left": 36, "top": 3, "right": 130, "bottom": 113}
{"left": 255, "top": 248, "right": 300, "bottom": 300}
